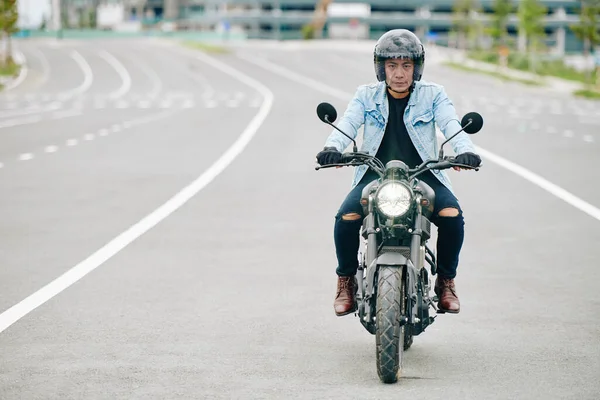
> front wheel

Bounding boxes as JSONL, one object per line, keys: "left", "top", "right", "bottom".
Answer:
{"left": 375, "top": 266, "right": 406, "bottom": 383}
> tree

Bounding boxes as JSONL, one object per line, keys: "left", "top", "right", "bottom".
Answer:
{"left": 517, "top": 0, "right": 547, "bottom": 72}
{"left": 489, "top": 0, "right": 514, "bottom": 48}
{"left": 0, "top": 0, "right": 19, "bottom": 66}
{"left": 452, "top": 0, "right": 484, "bottom": 50}
{"left": 570, "top": 0, "right": 600, "bottom": 84}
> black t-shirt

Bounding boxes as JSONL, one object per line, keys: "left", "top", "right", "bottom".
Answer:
{"left": 362, "top": 90, "right": 430, "bottom": 183}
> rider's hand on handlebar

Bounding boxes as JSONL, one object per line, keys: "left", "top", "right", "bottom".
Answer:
{"left": 453, "top": 152, "right": 481, "bottom": 171}
{"left": 316, "top": 147, "right": 343, "bottom": 166}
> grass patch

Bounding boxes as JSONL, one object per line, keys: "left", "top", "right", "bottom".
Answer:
{"left": 183, "top": 41, "right": 230, "bottom": 54}
{"left": 443, "top": 61, "right": 543, "bottom": 86}
{"left": 469, "top": 50, "right": 597, "bottom": 84}
{"left": 0, "top": 60, "right": 21, "bottom": 77}
{"left": 574, "top": 88, "right": 600, "bottom": 100}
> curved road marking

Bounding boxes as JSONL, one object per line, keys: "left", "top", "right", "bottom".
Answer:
{"left": 61, "top": 50, "right": 94, "bottom": 99}
{"left": 238, "top": 54, "right": 600, "bottom": 223}
{"left": 0, "top": 51, "right": 274, "bottom": 334}
{"left": 136, "top": 57, "right": 163, "bottom": 99}
{"left": 32, "top": 48, "right": 51, "bottom": 87}
{"left": 98, "top": 50, "right": 132, "bottom": 100}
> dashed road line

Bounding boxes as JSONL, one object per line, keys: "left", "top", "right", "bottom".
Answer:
{"left": 18, "top": 153, "right": 34, "bottom": 161}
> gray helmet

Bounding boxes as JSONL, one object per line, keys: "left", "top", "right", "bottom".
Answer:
{"left": 374, "top": 29, "right": 425, "bottom": 83}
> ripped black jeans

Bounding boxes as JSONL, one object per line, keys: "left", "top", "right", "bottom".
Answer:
{"left": 334, "top": 172, "right": 465, "bottom": 279}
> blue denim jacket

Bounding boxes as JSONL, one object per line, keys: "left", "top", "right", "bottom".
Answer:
{"left": 324, "top": 80, "right": 476, "bottom": 193}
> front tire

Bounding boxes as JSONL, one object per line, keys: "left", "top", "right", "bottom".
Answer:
{"left": 375, "top": 266, "right": 406, "bottom": 383}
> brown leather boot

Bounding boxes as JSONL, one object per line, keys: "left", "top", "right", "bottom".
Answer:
{"left": 435, "top": 277, "right": 460, "bottom": 314}
{"left": 334, "top": 276, "right": 357, "bottom": 316}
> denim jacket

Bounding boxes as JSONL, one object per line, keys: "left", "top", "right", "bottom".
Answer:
{"left": 324, "top": 80, "right": 476, "bottom": 193}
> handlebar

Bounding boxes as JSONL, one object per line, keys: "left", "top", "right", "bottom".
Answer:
{"left": 315, "top": 152, "right": 479, "bottom": 176}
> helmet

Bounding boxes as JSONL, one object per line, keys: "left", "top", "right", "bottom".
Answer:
{"left": 374, "top": 29, "right": 425, "bottom": 83}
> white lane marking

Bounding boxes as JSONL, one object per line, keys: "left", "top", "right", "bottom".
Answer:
{"left": 583, "top": 135, "right": 594, "bottom": 143}
{"left": 239, "top": 53, "right": 600, "bottom": 223}
{"left": 44, "top": 146, "right": 58, "bottom": 153}
{"left": 563, "top": 130, "right": 574, "bottom": 138}
{"left": 0, "top": 115, "right": 42, "bottom": 128}
{"left": 0, "top": 105, "right": 47, "bottom": 119}
{"left": 18, "top": 153, "right": 34, "bottom": 161}
{"left": 0, "top": 102, "right": 63, "bottom": 119}
{"left": 475, "top": 147, "right": 600, "bottom": 221}
{"left": 183, "top": 100, "right": 195, "bottom": 109}
{"left": 52, "top": 109, "right": 82, "bottom": 119}
{"left": 32, "top": 48, "right": 51, "bottom": 87}
{"left": 136, "top": 59, "right": 163, "bottom": 99}
{"left": 3, "top": 50, "right": 28, "bottom": 91}
{"left": 66, "top": 139, "right": 78, "bottom": 146}
{"left": 111, "top": 125, "right": 122, "bottom": 132}
{"left": 61, "top": 50, "right": 94, "bottom": 99}
{"left": 0, "top": 162, "right": 3, "bottom": 168}
{"left": 84, "top": 133, "right": 95, "bottom": 141}
{"left": 98, "top": 129, "right": 110, "bottom": 136}
{"left": 98, "top": 50, "right": 132, "bottom": 100}
{"left": 0, "top": 52, "right": 274, "bottom": 334}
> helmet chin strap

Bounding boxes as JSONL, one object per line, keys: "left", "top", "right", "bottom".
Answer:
{"left": 386, "top": 85, "right": 410, "bottom": 94}
{"left": 386, "top": 80, "right": 414, "bottom": 94}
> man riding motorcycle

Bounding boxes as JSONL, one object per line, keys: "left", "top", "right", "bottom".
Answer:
{"left": 316, "top": 29, "right": 482, "bottom": 316}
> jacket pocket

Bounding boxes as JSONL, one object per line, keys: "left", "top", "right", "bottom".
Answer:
{"left": 412, "top": 111, "right": 434, "bottom": 126}
{"left": 365, "top": 109, "right": 385, "bottom": 127}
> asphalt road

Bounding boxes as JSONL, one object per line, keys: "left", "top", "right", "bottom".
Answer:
{"left": 0, "top": 38, "right": 598, "bottom": 399}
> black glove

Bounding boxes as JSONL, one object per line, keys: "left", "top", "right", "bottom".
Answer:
{"left": 455, "top": 152, "right": 481, "bottom": 168}
{"left": 316, "top": 147, "right": 342, "bottom": 166}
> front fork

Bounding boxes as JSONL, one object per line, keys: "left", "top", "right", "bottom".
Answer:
{"left": 408, "top": 199, "right": 435, "bottom": 333}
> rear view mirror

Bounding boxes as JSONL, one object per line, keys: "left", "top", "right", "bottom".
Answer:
{"left": 461, "top": 112, "right": 483, "bottom": 134}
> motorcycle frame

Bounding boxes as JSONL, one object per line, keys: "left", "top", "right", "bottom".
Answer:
{"left": 356, "top": 174, "right": 436, "bottom": 336}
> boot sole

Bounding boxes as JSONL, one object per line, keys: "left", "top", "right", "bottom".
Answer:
{"left": 335, "top": 304, "right": 357, "bottom": 317}
{"left": 436, "top": 306, "right": 460, "bottom": 314}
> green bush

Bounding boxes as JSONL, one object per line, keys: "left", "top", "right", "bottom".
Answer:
{"left": 0, "top": 59, "right": 20, "bottom": 77}
{"left": 301, "top": 24, "right": 315, "bottom": 40}
{"left": 468, "top": 50, "right": 597, "bottom": 83}
{"left": 574, "top": 88, "right": 600, "bottom": 100}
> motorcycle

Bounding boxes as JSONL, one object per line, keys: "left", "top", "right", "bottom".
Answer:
{"left": 315, "top": 102, "right": 483, "bottom": 383}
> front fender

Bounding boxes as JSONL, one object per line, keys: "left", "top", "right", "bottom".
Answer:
{"left": 365, "top": 252, "right": 409, "bottom": 299}
{"left": 376, "top": 252, "right": 408, "bottom": 266}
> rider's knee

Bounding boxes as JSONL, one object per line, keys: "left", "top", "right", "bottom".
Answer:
{"left": 341, "top": 212, "right": 362, "bottom": 221}
{"left": 438, "top": 207, "right": 460, "bottom": 218}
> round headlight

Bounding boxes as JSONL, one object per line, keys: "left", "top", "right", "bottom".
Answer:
{"left": 375, "top": 182, "right": 412, "bottom": 218}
